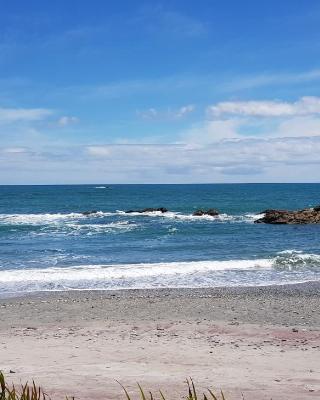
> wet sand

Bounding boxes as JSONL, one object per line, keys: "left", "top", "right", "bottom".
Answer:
{"left": 0, "top": 283, "right": 320, "bottom": 399}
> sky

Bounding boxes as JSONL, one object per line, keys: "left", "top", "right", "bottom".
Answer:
{"left": 1, "top": 0, "right": 320, "bottom": 184}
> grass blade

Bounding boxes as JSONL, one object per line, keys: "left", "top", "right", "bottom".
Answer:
{"left": 159, "top": 390, "right": 166, "bottom": 400}
{"left": 207, "top": 388, "right": 219, "bottom": 400}
{"left": 116, "top": 381, "right": 132, "bottom": 400}
{"left": 137, "top": 383, "right": 147, "bottom": 400}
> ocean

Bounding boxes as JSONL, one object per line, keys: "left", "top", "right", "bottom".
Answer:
{"left": 0, "top": 183, "right": 320, "bottom": 295}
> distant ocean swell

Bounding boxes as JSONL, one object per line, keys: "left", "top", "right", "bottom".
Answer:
{"left": 0, "top": 251, "right": 320, "bottom": 294}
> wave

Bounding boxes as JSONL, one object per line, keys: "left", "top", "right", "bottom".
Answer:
{"left": 273, "top": 250, "right": 320, "bottom": 270}
{"left": 0, "top": 259, "right": 272, "bottom": 282}
{"left": 116, "top": 210, "right": 264, "bottom": 223}
{"left": 0, "top": 212, "right": 111, "bottom": 225}
{"left": 0, "top": 251, "right": 319, "bottom": 293}
{"left": 64, "top": 221, "right": 137, "bottom": 234}
{"left": 0, "top": 210, "right": 263, "bottom": 226}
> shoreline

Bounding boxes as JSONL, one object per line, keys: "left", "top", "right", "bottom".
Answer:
{"left": 1, "top": 278, "right": 320, "bottom": 299}
{"left": 1, "top": 279, "right": 320, "bottom": 300}
{"left": 1, "top": 282, "right": 319, "bottom": 399}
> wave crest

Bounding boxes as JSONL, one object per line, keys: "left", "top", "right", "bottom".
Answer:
{"left": 0, "top": 251, "right": 319, "bottom": 294}
{"left": 273, "top": 250, "right": 320, "bottom": 270}
{"left": 0, "top": 210, "right": 264, "bottom": 227}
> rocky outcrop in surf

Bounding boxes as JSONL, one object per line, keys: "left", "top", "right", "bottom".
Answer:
{"left": 82, "top": 210, "right": 99, "bottom": 216}
{"left": 192, "top": 209, "right": 219, "bottom": 217}
{"left": 125, "top": 207, "right": 168, "bottom": 214}
{"left": 255, "top": 206, "right": 320, "bottom": 224}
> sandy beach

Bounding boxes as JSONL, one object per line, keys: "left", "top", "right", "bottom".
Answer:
{"left": 0, "top": 283, "right": 319, "bottom": 400}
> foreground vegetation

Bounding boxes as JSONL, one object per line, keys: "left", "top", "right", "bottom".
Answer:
{"left": 0, "top": 373, "right": 226, "bottom": 400}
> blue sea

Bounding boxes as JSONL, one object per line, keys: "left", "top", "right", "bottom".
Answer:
{"left": 0, "top": 183, "right": 320, "bottom": 295}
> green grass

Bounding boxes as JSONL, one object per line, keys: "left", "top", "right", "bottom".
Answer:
{"left": 0, "top": 372, "right": 48, "bottom": 400}
{"left": 0, "top": 373, "right": 227, "bottom": 400}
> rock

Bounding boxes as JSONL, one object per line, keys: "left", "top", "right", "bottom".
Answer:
{"left": 82, "top": 210, "right": 99, "bottom": 216}
{"left": 193, "top": 208, "right": 219, "bottom": 217}
{"left": 255, "top": 206, "right": 320, "bottom": 224}
{"left": 260, "top": 209, "right": 286, "bottom": 214}
{"left": 125, "top": 207, "right": 168, "bottom": 214}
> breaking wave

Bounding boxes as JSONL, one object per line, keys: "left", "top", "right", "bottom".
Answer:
{"left": 0, "top": 212, "right": 108, "bottom": 225}
{"left": 116, "top": 210, "right": 264, "bottom": 222}
{"left": 0, "top": 251, "right": 319, "bottom": 294}
{"left": 0, "top": 210, "right": 264, "bottom": 227}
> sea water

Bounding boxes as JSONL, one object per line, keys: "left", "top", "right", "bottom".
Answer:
{"left": 0, "top": 183, "right": 320, "bottom": 294}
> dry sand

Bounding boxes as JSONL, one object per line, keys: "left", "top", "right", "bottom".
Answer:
{"left": 0, "top": 284, "right": 319, "bottom": 399}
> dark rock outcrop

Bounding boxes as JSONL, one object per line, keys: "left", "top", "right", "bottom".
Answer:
{"left": 125, "top": 207, "right": 168, "bottom": 214}
{"left": 82, "top": 210, "right": 99, "bottom": 216}
{"left": 255, "top": 207, "right": 320, "bottom": 224}
{"left": 193, "top": 208, "right": 219, "bottom": 217}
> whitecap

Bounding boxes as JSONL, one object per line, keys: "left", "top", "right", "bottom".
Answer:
{"left": 0, "top": 212, "right": 112, "bottom": 226}
{"left": 1, "top": 252, "right": 319, "bottom": 293}
{"left": 116, "top": 210, "right": 263, "bottom": 223}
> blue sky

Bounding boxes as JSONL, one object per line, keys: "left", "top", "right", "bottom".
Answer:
{"left": 1, "top": 0, "right": 320, "bottom": 183}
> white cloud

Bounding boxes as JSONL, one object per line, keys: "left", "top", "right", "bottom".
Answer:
{"left": 185, "top": 118, "right": 243, "bottom": 142}
{"left": 175, "top": 105, "right": 195, "bottom": 118}
{"left": 208, "top": 96, "right": 320, "bottom": 118}
{"left": 204, "top": 116, "right": 320, "bottom": 141}
{"left": 223, "top": 69, "right": 320, "bottom": 91}
{"left": 66, "top": 137, "right": 320, "bottom": 181}
{"left": 272, "top": 116, "right": 320, "bottom": 137}
{"left": 0, "top": 107, "right": 53, "bottom": 123}
{"left": 86, "top": 146, "right": 111, "bottom": 157}
{"left": 57, "top": 116, "right": 79, "bottom": 126}
{"left": 183, "top": 114, "right": 320, "bottom": 143}
{"left": 1, "top": 136, "right": 320, "bottom": 183}
{"left": 1, "top": 147, "right": 28, "bottom": 154}
{"left": 84, "top": 137, "right": 320, "bottom": 171}
{"left": 138, "top": 108, "right": 158, "bottom": 120}
{"left": 138, "top": 105, "right": 195, "bottom": 120}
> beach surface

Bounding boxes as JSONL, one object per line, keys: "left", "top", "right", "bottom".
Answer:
{"left": 0, "top": 284, "right": 319, "bottom": 400}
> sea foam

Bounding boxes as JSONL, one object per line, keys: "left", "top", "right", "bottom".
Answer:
{"left": 0, "top": 210, "right": 263, "bottom": 226}
{"left": 1, "top": 251, "right": 319, "bottom": 294}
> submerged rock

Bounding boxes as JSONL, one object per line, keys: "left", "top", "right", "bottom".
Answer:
{"left": 82, "top": 210, "right": 99, "bottom": 216}
{"left": 192, "top": 208, "right": 219, "bottom": 217}
{"left": 125, "top": 207, "right": 168, "bottom": 214}
{"left": 255, "top": 206, "right": 320, "bottom": 224}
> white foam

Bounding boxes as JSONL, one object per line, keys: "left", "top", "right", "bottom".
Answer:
{"left": 0, "top": 212, "right": 112, "bottom": 225}
{"left": 0, "top": 259, "right": 272, "bottom": 284}
{"left": 0, "top": 210, "right": 264, "bottom": 226}
{"left": 116, "top": 210, "right": 263, "bottom": 223}
{"left": 273, "top": 250, "right": 320, "bottom": 271}
{"left": 1, "top": 252, "right": 320, "bottom": 293}
{"left": 65, "top": 221, "right": 137, "bottom": 234}
{"left": 116, "top": 210, "right": 219, "bottom": 220}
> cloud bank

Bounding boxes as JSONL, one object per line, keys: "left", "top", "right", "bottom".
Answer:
{"left": 1, "top": 95, "right": 320, "bottom": 184}
{"left": 1, "top": 136, "right": 320, "bottom": 184}
{"left": 208, "top": 96, "right": 320, "bottom": 117}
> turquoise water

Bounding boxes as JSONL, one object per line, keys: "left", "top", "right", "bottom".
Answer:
{"left": 0, "top": 183, "right": 320, "bottom": 294}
